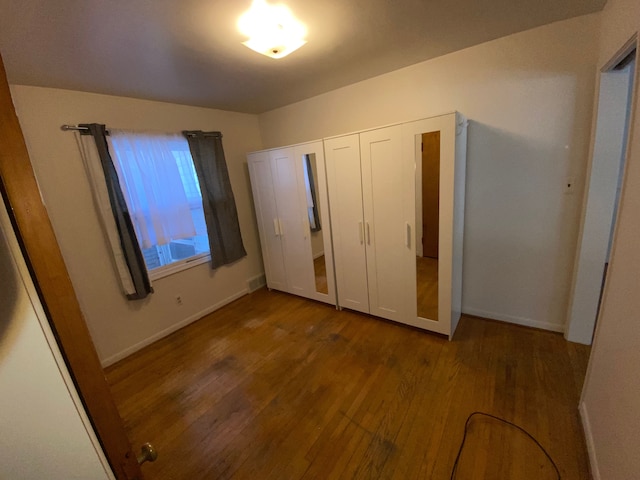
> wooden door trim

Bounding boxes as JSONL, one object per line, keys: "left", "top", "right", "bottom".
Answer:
{"left": 0, "top": 54, "right": 143, "bottom": 479}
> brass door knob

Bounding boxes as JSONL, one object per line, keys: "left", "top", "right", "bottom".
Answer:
{"left": 137, "top": 443, "right": 158, "bottom": 465}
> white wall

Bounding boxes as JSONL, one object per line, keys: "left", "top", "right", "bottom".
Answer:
{"left": 9, "top": 86, "right": 264, "bottom": 365}
{"left": 580, "top": 0, "right": 640, "bottom": 478}
{"left": 0, "top": 198, "right": 114, "bottom": 479}
{"left": 259, "top": 14, "right": 600, "bottom": 331}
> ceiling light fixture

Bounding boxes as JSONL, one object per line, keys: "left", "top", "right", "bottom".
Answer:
{"left": 237, "top": 0, "right": 307, "bottom": 59}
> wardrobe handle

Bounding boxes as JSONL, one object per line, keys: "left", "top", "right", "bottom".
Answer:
{"left": 405, "top": 222, "right": 411, "bottom": 248}
{"left": 273, "top": 218, "right": 280, "bottom": 236}
{"left": 366, "top": 222, "right": 371, "bottom": 245}
{"left": 278, "top": 218, "right": 285, "bottom": 236}
{"left": 358, "top": 221, "right": 364, "bottom": 244}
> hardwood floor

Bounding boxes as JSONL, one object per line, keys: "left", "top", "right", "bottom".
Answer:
{"left": 106, "top": 289, "right": 591, "bottom": 480}
{"left": 416, "top": 256, "right": 438, "bottom": 320}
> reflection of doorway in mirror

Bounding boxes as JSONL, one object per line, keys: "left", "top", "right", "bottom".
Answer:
{"left": 303, "top": 153, "right": 329, "bottom": 294}
{"left": 313, "top": 255, "right": 328, "bottom": 293}
{"left": 417, "top": 131, "right": 439, "bottom": 320}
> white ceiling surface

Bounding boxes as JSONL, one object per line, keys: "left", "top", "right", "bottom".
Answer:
{"left": 0, "top": 0, "right": 606, "bottom": 114}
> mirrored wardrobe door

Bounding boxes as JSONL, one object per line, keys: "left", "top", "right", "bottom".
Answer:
{"left": 294, "top": 141, "right": 337, "bottom": 305}
{"left": 303, "top": 153, "right": 328, "bottom": 294}
{"left": 402, "top": 115, "right": 459, "bottom": 337}
{"left": 416, "top": 130, "right": 440, "bottom": 322}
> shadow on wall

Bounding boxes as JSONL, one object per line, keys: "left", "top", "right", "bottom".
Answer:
{"left": 0, "top": 211, "right": 22, "bottom": 362}
{"left": 462, "top": 121, "right": 582, "bottom": 325}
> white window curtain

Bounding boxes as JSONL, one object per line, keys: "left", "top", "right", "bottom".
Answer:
{"left": 107, "top": 131, "right": 196, "bottom": 249}
{"left": 75, "top": 133, "right": 137, "bottom": 296}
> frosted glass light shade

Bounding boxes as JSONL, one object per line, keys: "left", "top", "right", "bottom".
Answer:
{"left": 242, "top": 37, "right": 307, "bottom": 59}
{"left": 238, "top": 0, "right": 307, "bottom": 59}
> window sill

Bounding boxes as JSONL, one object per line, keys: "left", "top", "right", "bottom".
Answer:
{"left": 148, "top": 253, "right": 211, "bottom": 281}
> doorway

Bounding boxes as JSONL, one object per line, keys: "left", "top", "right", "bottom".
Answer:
{"left": 566, "top": 42, "right": 637, "bottom": 345}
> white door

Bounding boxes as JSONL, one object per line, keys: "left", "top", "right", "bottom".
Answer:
{"left": 360, "top": 125, "right": 412, "bottom": 322}
{"left": 247, "top": 152, "right": 287, "bottom": 291}
{"left": 1, "top": 195, "right": 115, "bottom": 480}
{"left": 324, "top": 134, "right": 370, "bottom": 313}
{"left": 270, "top": 148, "right": 313, "bottom": 296}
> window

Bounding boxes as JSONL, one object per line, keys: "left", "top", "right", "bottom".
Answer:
{"left": 108, "top": 131, "right": 210, "bottom": 277}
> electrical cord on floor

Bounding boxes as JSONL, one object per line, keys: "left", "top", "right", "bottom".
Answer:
{"left": 450, "top": 411, "right": 561, "bottom": 480}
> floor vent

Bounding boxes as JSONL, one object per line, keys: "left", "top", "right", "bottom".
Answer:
{"left": 248, "top": 274, "right": 266, "bottom": 292}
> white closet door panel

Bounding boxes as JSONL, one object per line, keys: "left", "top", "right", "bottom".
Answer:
{"left": 324, "top": 135, "right": 369, "bottom": 313}
{"left": 270, "top": 148, "right": 313, "bottom": 295}
{"left": 360, "top": 125, "right": 410, "bottom": 322}
{"left": 436, "top": 117, "right": 457, "bottom": 336}
{"left": 247, "top": 153, "right": 287, "bottom": 291}
{"left": 451, "top": 113, "right": 467, "bottom": 338}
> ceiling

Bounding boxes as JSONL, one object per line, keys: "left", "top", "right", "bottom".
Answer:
{"left": 0, "top": 0, "right": 606, "bottom": 114}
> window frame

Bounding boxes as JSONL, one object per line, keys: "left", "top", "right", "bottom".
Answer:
{"left": 108, "top": 131, "right": 211, "bottom": 278}
{"left": 147, "top": 250, "right": 211, "bottom": 280}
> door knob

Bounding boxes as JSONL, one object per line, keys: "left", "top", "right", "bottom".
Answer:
{"left": 137, "top": 443, "right": 158, "bottom": 465}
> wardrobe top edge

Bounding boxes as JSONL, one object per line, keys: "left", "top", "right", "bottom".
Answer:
{"left": 246, "top": 138, "right": 324, "bottom": 155}
{"left": 323, "top": 111, "right": 464, "bottom": 141}
{"left": 249, "top": 111, "right": 465, "bottom": 155}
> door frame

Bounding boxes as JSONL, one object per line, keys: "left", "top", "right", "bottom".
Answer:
{"left": 565, "top": 35, "right": 638, "bottom": 345}
{"left": 0, "top": 54, "right": 144, "bottom": 479}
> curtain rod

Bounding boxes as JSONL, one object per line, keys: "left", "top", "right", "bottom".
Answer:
{"left": 60, "top": 124, "right": 90, "bottom": 132}
{"left": 60, "top": 124, "right": 220, "bottom": 137}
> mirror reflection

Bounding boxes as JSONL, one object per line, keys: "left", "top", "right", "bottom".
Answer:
{"left": 416, "top": 131, "right": 440, "bottom": 320}
{"left": 303, "top": 153, "right": 328, "bottom": 294}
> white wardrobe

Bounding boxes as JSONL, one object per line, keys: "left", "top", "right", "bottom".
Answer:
{"left": 248, "top": 112, "right": 467, "bottom": 339}
{"left": 247, "top": 141, "right": 337, "bottom": 305}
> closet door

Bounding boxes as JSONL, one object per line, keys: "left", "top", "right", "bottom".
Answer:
{"left": 247, "top": 152, "right": 287, "bottom": 291}
{"left": 402, "top": 112, "right": 467, "bottom": 339}
{"left": 324, "top": 134, "right": 369, "bottom": 313}
{"left": 270, "top": 148, "right": 313, "bottom": 296}
{"left": 360, "top": 125, "right": 412, "bottom": 322}
{"left": 293, "top": 142, "right": 337, "bottom": 305}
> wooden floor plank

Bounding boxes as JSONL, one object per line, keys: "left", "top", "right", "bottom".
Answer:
{"left": 105, "top": 289, "right": 592, "bottom": 480}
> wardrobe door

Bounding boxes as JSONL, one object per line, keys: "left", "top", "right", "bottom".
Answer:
{"left": 324, "top": 134, "right": 369, "bottom": 314}
{"left": 247, "top": 152, "right": 287, "bottom": 291}
{"left": 360, "top": 125, "right": 413, "bottom": 322}
{"left": 270, "top": 148, "right": 314, "bottom": 296}
{"left": 293, "top": 141, "right": 337, "bottom": 305}
{"left": 402, "top": 112, "right": 466, "bottom": 339}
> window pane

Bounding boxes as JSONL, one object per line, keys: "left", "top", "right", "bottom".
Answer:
{"left": 109, "top": 131, "right": 211, "bottom": 272}
{"left": 140, "top": 205, "right": 209, "bottom": 270}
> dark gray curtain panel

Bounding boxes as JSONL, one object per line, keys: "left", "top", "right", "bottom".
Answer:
{"left": 82, "top": 124, "right": 152, "bottom": 300}
{"left": 183, "top": 131, "right": 247, "bottom": 269}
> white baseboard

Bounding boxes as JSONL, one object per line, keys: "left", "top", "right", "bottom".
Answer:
{"left": 101, "top": 288, "right": 249, "bottom": 367}
{"left": 461, "top": 307, "right": 564, "bottom": 332}
{"left": 580, "top": 401, "right": 600, "bottom": 480}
